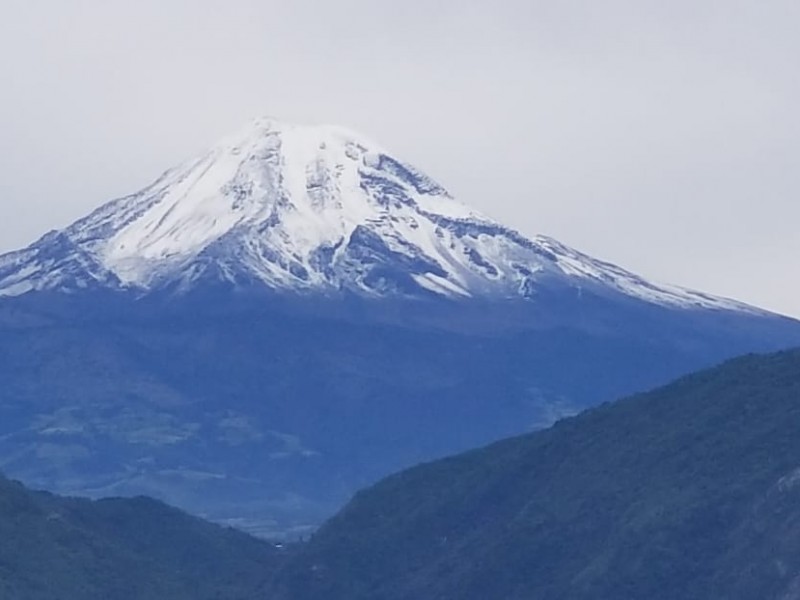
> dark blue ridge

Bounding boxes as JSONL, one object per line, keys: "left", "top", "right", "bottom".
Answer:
{"left": 345, "top": 225, "right": 448, "bottom": 278}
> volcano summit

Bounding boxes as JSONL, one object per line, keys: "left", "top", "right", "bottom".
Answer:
{"left": 0, "top": 117, "right": 761, "bottom": 312}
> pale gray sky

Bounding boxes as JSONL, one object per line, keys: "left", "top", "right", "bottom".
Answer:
{"left": 1, "top": 1, "right": 798, "bottom": 316}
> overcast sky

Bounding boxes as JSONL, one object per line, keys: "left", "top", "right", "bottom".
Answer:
{"left": 1, "top": 1, "right": 798, "bottom": 315}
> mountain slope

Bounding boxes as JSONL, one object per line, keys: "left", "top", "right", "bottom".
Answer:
{"left": 0, "top": 118, "right": 765, "bottom": 311}
{"left": 268, "top": 349, "right": 800, "bottom": 600}
{"left": 1, "top": 293, "right": 799, "bottom": 536}
{"left": 0, "top": 473, "right": 280, "bottom": 600}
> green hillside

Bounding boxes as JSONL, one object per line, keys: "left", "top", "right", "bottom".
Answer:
{"left": 269, "top": 349, "right": 800, "bottom": 599}
{"left": 0, "top": 474, "right": 280, "bottom": 599}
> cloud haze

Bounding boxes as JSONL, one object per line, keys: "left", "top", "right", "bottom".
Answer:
{"left": 1, "top": 0, "right": 798, "bottom": 315}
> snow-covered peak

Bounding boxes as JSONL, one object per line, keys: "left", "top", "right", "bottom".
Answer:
{"left": 0, "top": 117, "right": 763, "bottom": 314}
{"left": 220, "top": 116, "right": 386, "bottom": 156}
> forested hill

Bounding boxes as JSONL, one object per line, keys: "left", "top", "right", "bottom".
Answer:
{"left": 0, "top": 474, "right": 281, "bottom": 599}
{"left": 268, "top": 349, "right": 800, "bottom": 600}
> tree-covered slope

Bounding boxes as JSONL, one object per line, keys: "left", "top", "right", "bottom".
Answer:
{"left": 0, "top": 474, "right": 280, "bottom": 600}
{"left": 2, "top": 293, "right": 799, "bottom": 536}
{"left": 269, "top": 349, "right": 800, "bottom": 600}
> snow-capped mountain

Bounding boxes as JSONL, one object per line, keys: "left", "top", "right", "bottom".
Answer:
{"left": 0, "top": 118, "right": 756, "bottom": 312}
{"left": 2, "top": 116, "right": 800, "bottom": 538}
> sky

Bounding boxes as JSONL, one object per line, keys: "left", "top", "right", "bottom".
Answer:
{"left": 1, "top": 1, "right": 798, "bottom": 316}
